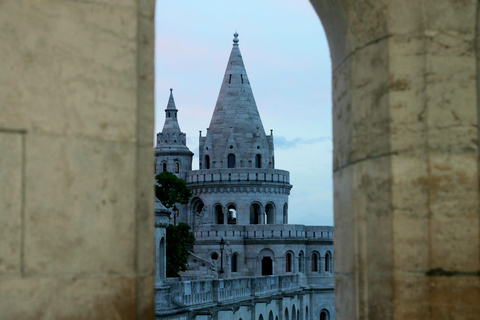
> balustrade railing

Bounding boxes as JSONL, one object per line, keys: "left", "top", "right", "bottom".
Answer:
{"left": 163, "top": 274, "right": 301, "bottom": 307}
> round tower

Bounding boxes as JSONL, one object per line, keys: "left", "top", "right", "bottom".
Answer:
{"left": 188, "top": 33, "right": 292, "bottom": 227}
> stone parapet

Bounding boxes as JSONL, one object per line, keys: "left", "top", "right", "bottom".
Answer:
{"left": 186, "top": 168, "right": 291, "bottom": 186}
{"left": 194, "top": 224, "right": 334, "bottom": 241}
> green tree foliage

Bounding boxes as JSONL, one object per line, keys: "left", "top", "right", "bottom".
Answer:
{"left": 166, "top": 223, "right": 196, "bottom": 277}
{"left": 155, "top": 171, "right": 192, "bottom": 208}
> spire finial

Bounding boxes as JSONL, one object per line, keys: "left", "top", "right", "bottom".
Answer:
{"left": 233, "top": 32, "right": 239, "bottom": 44}
{"left": 170, "top": 88, "right": 173, "bottom": 92}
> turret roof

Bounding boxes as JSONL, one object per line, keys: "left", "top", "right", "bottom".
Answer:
{"left": 207, "top": 32, "right": 266, "bottom": 137}
{"left": 165, "top": 88, "right": 177, "bottom": 111}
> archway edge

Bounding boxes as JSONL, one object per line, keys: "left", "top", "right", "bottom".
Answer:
{"left": 310, "top": 1, "right": 480, "bottom": 320}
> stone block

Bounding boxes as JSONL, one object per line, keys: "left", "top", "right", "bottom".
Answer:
{"left": 0, "top": 277, "right": 137, "bottom": 320}
{"left": 393, "top": 272, "right": 430, "bottom": 319}
{"left": 0, "top": 0, "right": 138, "bottom": 141}
{"left": 0, "top": 132, "right": 23, "bottom": 276}
{"left": 24, "top": 134, "right": 137, "bottom": 276}
{"left": 430, "top": 276, "right": 480, "bottom": 320}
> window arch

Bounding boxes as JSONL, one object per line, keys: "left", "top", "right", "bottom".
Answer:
{"left": 320, "top": 309, "right": 330, "bottom": 320}
{"left": 284, "top": 308, "right": 289, "bottom": 320}
{"left": 259, "top": 315, "right": 264, "bottom": 320}
{"left": 227, "top": 204, "right": 237, "bottom": 224}
{"left": 205, "top": 155, "right": 210, "bottom": 169}
{"left": 162, "top": 162, "right": 167, "bottom": 172}
{"left": 265, "top": 203, "right": 275, "bottom": 224}
{"left": 292, "top": 305, "right": 296, "bottom": 320}
{"left": 311, "top": 252, "right": 319, "bottom": 272}
{"left": 175, "top": 162, "right": 179, "bottom": 173}
{"left": 211, "top": 252, "right": 219, "bottom": 261}
{"left": 325, "top": 251, "right": 332, "bottom": 272}
{"left": 285, "top": 252, "right": 293, "bottom": 272}
{"left": 268, "top": 311, "right": 274, "bottom": 320}
{"left": 215, "top": 205, "right": 224, "bottom": 224}
{"left": 255, "top": 154, "right": 261, "bottom": 168}
{"left": 231, "top": 252, "right": 238, "bottom": 272}
{"left": 250, "top": 203, "right": 262, "bottom": 224}
{"left": 228, "top": 153, "right": 236, "bottom": 168}
{"left": 306, "top": 306, "right": 309, "bottom": 320}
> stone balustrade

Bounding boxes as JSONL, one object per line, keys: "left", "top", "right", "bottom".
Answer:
{"left": 162, "top": 274, "right": 302, "bottom": 308}
{"left": 186, "top": 168, "right": 291, "bottom": 185}
{"left": 194, "top": 224, "right": 334, "bottom": 241}
{"left": 166, "top": 278, "right": 214, "bottom": 306}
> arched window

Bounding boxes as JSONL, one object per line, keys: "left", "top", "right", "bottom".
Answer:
{"left": 250, "top": 203, "right": 261, "bottom": 224}
{"left": 211, "top": 252, "right": 219, "bottom": 261}
{"left": 205, "top": 155, "right": 210, "bottom": 169}
{"left": 162, "top": 162, "right": 167, "bottom": 172}
{"left": 215, "top": 205, "right": 224, "bottom": 224}
{"left": 175, "top": 162, "right": 179, "bottom": 173}
{"left": 325, "top": 252, "right": 331, "bottom": 272}
{"left": 286, "top": 252, "right": 292, "bottom": 272}
{"left": 284, "top": 308, "right": 289, "bottom": 320}
{"left": 311, "top": 252, "right": 319, "bottom": 272}
{"left": 305, "top": 306, "right": 308, "bottom": 320}
{"left": 228, "top": 153, "right": 236, "bottom": 168}
{"left": 320, "top": 309, "right": 329, "bottom": 320}
{"left": 292, "top": 305, "right": 296, "bottom": 320}
{"left": 227, "top": 204, "right": 237, "bottom": 224}
{"left": 231, "top": 253, "right": 238, "bottom": 272}
{"left": 268, "top": 311, "right": 274, "bottom": 320}
{"left": 259, "top": 315, "right": 264, "bottom": 320}
{"left": 255, "top": 154, "right": 261, "bottom": 168}
{"left": 283, "top": 203, "right": 288, "bottom": 224}
{"left": 265, "top": 203, "right": 275, "bottom": 224}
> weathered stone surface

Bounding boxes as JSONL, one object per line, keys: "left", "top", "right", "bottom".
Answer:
{"left": 0, "top": 0, "right": 155, "bottom": 318}
{"left": 311, "top": 0, "right": 480, "bottom": 319}
{"left": 0, "top": 132, "right": 23, "bottom": 276}
{"left": 0, "top": 277, "right": 137, "bottom": 320}
{"left": 24, "top": 135, "right": 137, "bottom": 275}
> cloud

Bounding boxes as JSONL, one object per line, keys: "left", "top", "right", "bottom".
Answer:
{"left": 274, "top": 136, "right": 331, "bottom": 150}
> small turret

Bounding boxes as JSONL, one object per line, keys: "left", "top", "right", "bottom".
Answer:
{"left": 155, "top": 89, "right": 193, "bottom": 179}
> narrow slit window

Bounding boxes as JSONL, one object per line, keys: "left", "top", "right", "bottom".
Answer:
{"left": 229, "top": 74, "right": 232, "bottom": 84}
{"left": 241, "top": 74, "right": 244, "bottom": 84}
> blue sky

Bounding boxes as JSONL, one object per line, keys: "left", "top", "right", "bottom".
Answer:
{"left": 155, "top": 0, "right": 333, "bottom": 226}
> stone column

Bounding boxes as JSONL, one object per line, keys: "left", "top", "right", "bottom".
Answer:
{"left": 0, "top": 1, "right": 155, "bottom": 319}
{"left": 311, "top": 0, "right": 480, "bottom": 319}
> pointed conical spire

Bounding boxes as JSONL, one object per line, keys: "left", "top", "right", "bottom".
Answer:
{"left": 156, "top": 89, "right": 192, "bottom": 153}
{"left": 165, "top": 88, "right": 177, "bottom": 111}
{"left": 200, "top": 33, "right": 274, "bottom": 169}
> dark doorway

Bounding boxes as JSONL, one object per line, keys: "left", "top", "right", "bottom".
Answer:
{"left": 261, "top": 256, "right": 273, "bottom": 276}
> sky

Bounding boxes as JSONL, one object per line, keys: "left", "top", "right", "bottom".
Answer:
{"left": 154, "top": 0, "right": 333, "bottom": 226}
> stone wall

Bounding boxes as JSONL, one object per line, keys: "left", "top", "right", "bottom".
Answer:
{"left": 0, "top": 1, "right": 155, "bottom": 319}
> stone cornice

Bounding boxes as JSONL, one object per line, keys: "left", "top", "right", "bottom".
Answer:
{"left": 189, "top": 183, "right": 292, "bottom": 195}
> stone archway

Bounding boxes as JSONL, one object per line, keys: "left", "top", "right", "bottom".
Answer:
{"left": 4, "top": 0, "right": 480, "bottom": 319}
